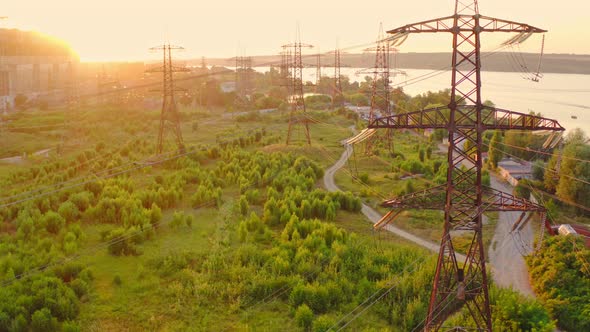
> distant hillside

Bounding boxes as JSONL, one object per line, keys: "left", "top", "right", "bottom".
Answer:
{"left": 201, "top": 53, "right": 590, "bottom": 75}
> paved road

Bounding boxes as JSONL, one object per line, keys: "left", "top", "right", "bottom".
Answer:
{"left": 436, "top": 143, "right": 536, "bottom": 297}
{"left": 487, "top": 176, "right": 536, "bottom": 297}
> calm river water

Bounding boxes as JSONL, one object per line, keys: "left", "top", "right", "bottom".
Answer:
{"left": 254, "top": 66, "right": 590, "bottom": 135}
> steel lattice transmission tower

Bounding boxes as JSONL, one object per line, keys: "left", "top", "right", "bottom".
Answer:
{"left": 332, "top": 47, "right": 344, "bottom": 109}
{"left": 368, "top": 1, "right": 564, "bottom": 330}
{"left": 315, "top": 51, "right": 322, "bottom": 93}
{"left": 234, "top": 55, "right": 253, "bottom": 110}
{"left": 284, "top": 34, "right": 313, "bottom": 145}
{"left": 279, "top": 46, "right": 291, "bottom": 89}
{"left": 360, "top": 24, "right": 393, "bottom": 153}
{"left": 148, "top": 44, "right": 189, "bottom": 154}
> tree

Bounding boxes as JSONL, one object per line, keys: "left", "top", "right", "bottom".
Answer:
{"left": 58, "top": 201, "right": 79, "bottom": 223}
{"left": 43, "top": 211, "right": 65, "bottom": 234}
{"left": 488, "top": 131, "right": 504, "bottom": 168}
{"left": 555, "top": 140, "right": 590, "bottom": 214}
{"left": 514, "top": 180, "right": 532, "bottom": 199}
{"left": 532, "top": 160, "right": 545, "bottom": 181}
{"left": 31, "top": 308, "right": 59, "bottom": 332}
{"left": 426, "top": 146, "right": 432, "bottom": 159}
{"left": 325, "top": 203, "right": 336, "bottom": 222}
{"left": 312, "top": 315, "right": 334, "bottom": 332}
{"left": 295, "top": 304, "right": 314, "bottom": 331}
{"left": 170, "top": 211, "right": 184, "bottom": 228}
{"left": 347, "top": 93, "right": 369, "bottom": 106}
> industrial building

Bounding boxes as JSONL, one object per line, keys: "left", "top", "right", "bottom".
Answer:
{"left": 0, "top": 28, "right": 77, "bottom": 110}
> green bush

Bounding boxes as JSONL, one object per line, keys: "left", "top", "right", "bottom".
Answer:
{"left": 295, "top": 304, "right": 314, "bottom": 331}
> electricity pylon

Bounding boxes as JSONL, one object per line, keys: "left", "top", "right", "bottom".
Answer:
{"left": 148, "top": 43, "right": 189, "bottom": 154}
{"left": 234, "top": 55, "right": 253, "bottom": 110}
{"left": 359, "top": 24, "right": 393, "bottom": 153}
{"left": 332, "top": 47, "right": 343, "bottom": 109}
{"left": 283, "top": 32, "right": 313, "bottom": 145}
{"left": 368, "top": 1, "right": 564, "bottom": 330}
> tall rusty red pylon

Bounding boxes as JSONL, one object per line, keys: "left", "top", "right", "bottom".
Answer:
{"left": 368, "top": 1, "right": 564, "bottom": 330}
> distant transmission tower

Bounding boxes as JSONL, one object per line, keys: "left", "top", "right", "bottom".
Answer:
{"left": 283, "top": 30, "right": 313, "bottom": 145}
{"left": 148, "top": 43, "right": 189, "bottom": 154}
{"left": 234, "top": 55, "right": 253, "bottom": 110}
{"left": 279, "top": 46, "right": 292, "bottom": 101}
{"left": 369, "top": 1, "right": 564, "bottom": 330}
{"left": 359, "top": 24, "right": 392, "bottom": 153}
{"left": 315, "top": 50, "right": 321, "bottom": 93}
{"left": 65, "top": 60, "right": 77, "bottom": 109}
{"left": 332, "top": 47, "right": 343, "bottom": 109}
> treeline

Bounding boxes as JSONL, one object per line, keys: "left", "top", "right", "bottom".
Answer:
{"left": 488, "top": 128, "right": 590, "bottom": 217}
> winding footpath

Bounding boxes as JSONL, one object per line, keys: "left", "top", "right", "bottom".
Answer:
{"left": 323, "top": 137, "right": 535, "bottom": 297}
{"left": 323, "top": 139, "right": 450, "bottom": 256}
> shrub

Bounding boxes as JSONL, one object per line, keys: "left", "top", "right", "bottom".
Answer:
{"left": 295, "top": 304, "right": 314, "bottom": 331}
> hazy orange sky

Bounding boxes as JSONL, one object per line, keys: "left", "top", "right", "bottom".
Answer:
{"left": 3, "top": 0, "right": 589, "bottom": 61}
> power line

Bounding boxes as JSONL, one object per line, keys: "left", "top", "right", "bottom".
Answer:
{"left": 329, "top": 253, "right": 429, "bottom": 331}
{"left": 1, "top": 131, "right": 155, "bottom": 200}
{"left": 485, "top": 142, "right": 590, "bottom": 187}
{"left": 0, "top": 147, "right": 294, "bottom": 287}
{"left": 497, "top": 140, "right": 590, "bottom": 164}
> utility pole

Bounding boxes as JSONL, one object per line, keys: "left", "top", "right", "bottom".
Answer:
{"left": 368, "top": 1, "right": 564, "bottom": 330}
{"left": 283, "top": 30, "right": 313, "bottom": 145}
{"left": 148, "top": 43, "right": 189, "bottom": 154}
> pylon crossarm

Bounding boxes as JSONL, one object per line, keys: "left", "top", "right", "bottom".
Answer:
{"left": 368, "top": 105, "right": 564, "bottom": 131}
{"left": 381, "top": 185, "right": 545, "bottom": 213}
{"left": 386, "top": 16, "right": 456, "bottom": 34}
{"left": 481, "top": 186, "right": 545, "bottom": 212}
{"left": 386, "top": 15, "right": 545, "bottom": 35}
{"left": 478, "top": 16, "right": 546, "bottom": 33}
{"left": 369, "top": 106, "right": 449, "bottom": 129}
{"left": 481, "top": 106, "right": 564, "bottom": 131}
{"left": 382, "top": 185, "right": 447, "bottom": 209}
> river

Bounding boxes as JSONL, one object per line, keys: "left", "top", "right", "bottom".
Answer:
{"left": 251, "top": 66, "right": 590, "bottom": 135}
